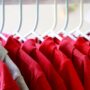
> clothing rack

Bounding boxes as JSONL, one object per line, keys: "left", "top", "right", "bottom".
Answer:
{"left": 0, "top": 0, "right": 89, "bottom": 4}
{"left": 0, "top": 0, "right": 90, "bottom": 90}
{"left": 0, "top": 0, "right": 89, "bottom": 40}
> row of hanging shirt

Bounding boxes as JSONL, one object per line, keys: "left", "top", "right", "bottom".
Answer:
{"left": 1, "top": 0, "right": 90, "bottom": 90}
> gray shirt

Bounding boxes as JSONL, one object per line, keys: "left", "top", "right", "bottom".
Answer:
{"left": 0, "top": 45, "right": 29, "bottom": 90}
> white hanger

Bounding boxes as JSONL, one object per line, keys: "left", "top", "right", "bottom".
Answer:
{"left": 13, "top": 0, "right": 26, "bottom": 41}
{"left": 0, "top": 0, "right": 7, "bottom": 41}
{"left": 56, "top": 0, "right": 76, "bottom": 40}
{"left": 69, "top": 0, "right": 90, "bottom": 40}
{"left": 24, "top": 0, "right": 44, "bottom": 42}
{"left": 42, "top": 0, "right": 62, "bottom": 40}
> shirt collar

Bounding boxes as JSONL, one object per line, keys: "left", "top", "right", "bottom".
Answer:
{"left": 40, "top": 37, "right": 57, "bottom": 56}
{"left": 59, "top": 36, "right": 75, "bottom": 59}
{"left": 75, "top": 37, "right": 90, "bottom": 57}
{"left": 5, "top": 36, "right": 21, "bottom": 59}
{"left": 22, "top": 39, "right": 36, "bottom": 54}
{"left": 75, "top": 37, "right": 89, "bottom": 46}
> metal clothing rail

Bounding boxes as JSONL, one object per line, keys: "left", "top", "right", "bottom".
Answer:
{"left": 0, "top": 0, "right": 89, "bottom": 4}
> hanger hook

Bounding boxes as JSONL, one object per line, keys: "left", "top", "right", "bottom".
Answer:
{"left": 17, "top": 0, "right": 22, "bottom": 32}
{"left": 63, "top": 0, "right": 69, "bottom": 31}
{"left": 56, "top": 0, "right": 77, "bottom": 40}
{"left": 50, "top": 0, "right": 57, "bottom": 32}
{"left": 57, "top": 0, "right": 69, "bottom": 34}
{"left": 78, "top": 0, "right": 83, "bottom": 30}
{"left": 42, "top": 0, "right": 57, "bottom": 36}
{"left": 33, "top": 0, "right": 39, "bottom": 32}
{"left": 70, "top": 0, "right": 83, "bottom": 33}
{"left": 24, "top": 0, "right": 39, "bottom": 38}
{"left": 70, "top": 0, "right": 90, "bottom": 40}
{"left": 0, "top": 0, "right": 5, "bottom": 33}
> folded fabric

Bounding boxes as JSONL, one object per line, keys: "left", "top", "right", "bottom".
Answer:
{"left": 5, "top": 36, "right": 52, "bottom": 90}
{"left": 59, "top": 36, "right": 90, "bottom": 90}
{"left": 74, "top": 37, "right": 90, "bottom": 56}
{"left": 39, "top": 37, "right": 84, "bottom": 90}
{"left": 0, "top": 44, "right": 29, "bottom": 90}
{"left": 0, "top": 60, "right": 20, "bottom": 90}
{"left": 22, "top": 39, "right": 67, "bottom": 90}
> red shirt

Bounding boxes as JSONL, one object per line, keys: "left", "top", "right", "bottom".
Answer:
{"left": 0, "top": 60, "right": 20, "bottom": 90}
{"left": 39, "top": 37, "right": 84, "bottom": 90}
{"left": 22, "top": 39, "right": 67, "bottom": 90}
{"left": 74, "top": 37, "right": 90, "bottom": 56}
{"left": 59, "top": 36, "right": 90, "bottom": 90}
{"left": 4, "top": 36, "right": 52, "bottom": 90}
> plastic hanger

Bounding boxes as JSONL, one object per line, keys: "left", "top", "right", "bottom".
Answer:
{"left": 42, "top": 0, "right": 62, "bottom": 40}
{"left": 0, "top": 0, "right": 7, "bottom": 41}
{"left": 14, "top": 0, "right": 26, "bottom": 41}
{"left": 56, "top": 0, "right": 76, "bottom": 40}
{"left": 24, "top": 0, "right": 44, "bottom": 42}
{"left": 69, "top": 0, "right": 90, "bottom": 40}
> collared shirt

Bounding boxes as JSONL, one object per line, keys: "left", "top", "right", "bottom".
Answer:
{"left": 0, "top": 60, "right": 20, "bottom": 90}
{"left": 22, "top": 39, "right": 67, "bottom": 90}
{"left": 74, "top": 37, "right": 90, "bottom": 56}
{"left": 39, "top": 37, "right": 84, "bottom": 90}
{"left": 59, "top": 36, "right": 90, "bottom": 90}
{"left": 5, "top": 36, "right": 52, "bottom": 90}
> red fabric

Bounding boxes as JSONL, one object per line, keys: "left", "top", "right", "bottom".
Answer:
{"left": 59, "top": 36, "right": 90, "bottom": 90}
{"left": 74, "top": 37, "right": 90, "bottom": 56}
{"left": 4, "top": 36, "right": 52, "bottom": 90}
{"left": 22, "top": 39, "right": 67, "bottom": 90}
{"left": 39, "top": 37, "right": 84, "bottom": 90}
{"left": 0, "top": 33, "right": 10, "bottom": 46}
{"left": 0, "top": 60, "right": 20, "bottom": 90}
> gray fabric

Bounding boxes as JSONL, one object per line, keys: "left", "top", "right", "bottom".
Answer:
{"left": 16, "top": 76, "right": 29, "bottom": 90}
{"left": 0, "top": 45, "right": 29, "bottom": 90}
